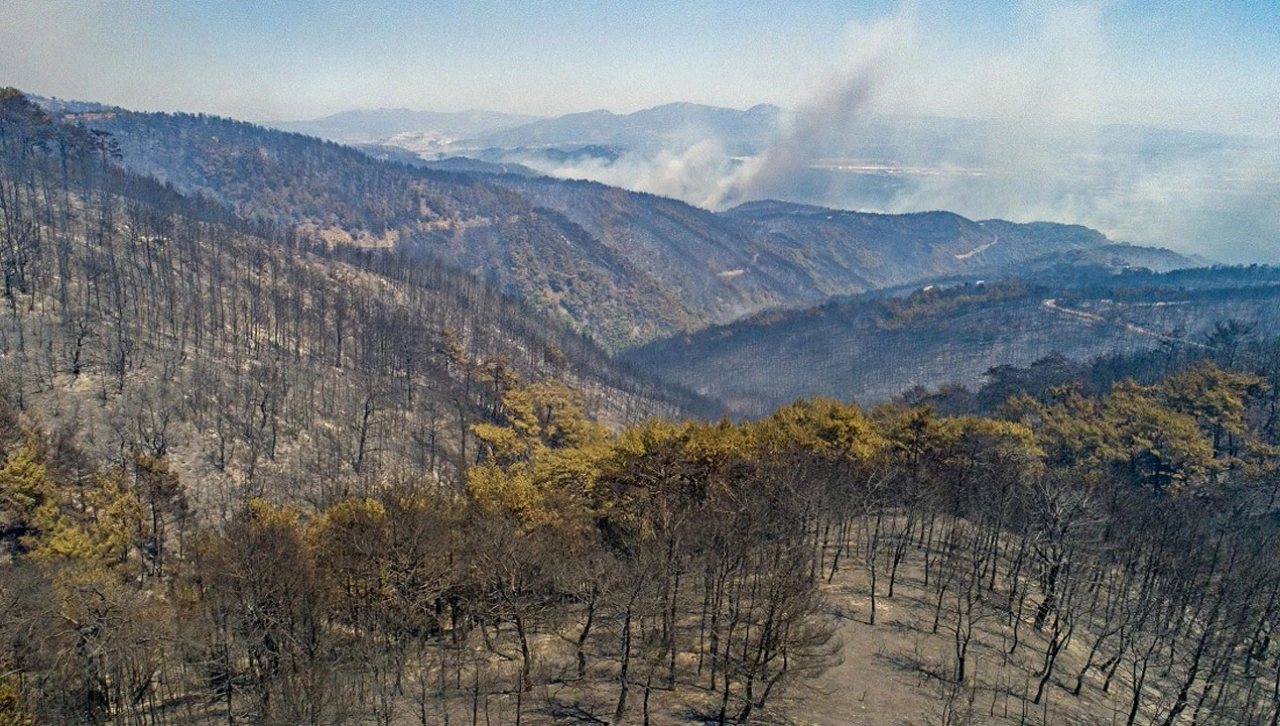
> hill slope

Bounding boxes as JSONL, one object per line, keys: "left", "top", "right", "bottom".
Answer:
{"left": 626, "top": 267, "right": 1280, "bottom": 416}
{"left": 53, "top": 104, "right": 701, "bottom": 348}
{"left": 0, "top": 90, "right": 713, "bottom": 503}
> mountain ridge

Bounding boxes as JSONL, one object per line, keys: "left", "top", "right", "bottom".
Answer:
{"left": 269, "top": 107, "right": 543, "bottom": 143}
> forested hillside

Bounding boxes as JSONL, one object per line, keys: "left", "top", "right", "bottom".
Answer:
{"left": 51, "top": 104, "right": 697, "bottom": 349}
{"left": 0, "top": 89, "right": 709, "bottom": 506}
{"left": 628, "top": 268, "right": 1280, "bottom": 416}
{"left": 485, "top": 176, "right": 798, "bottom": 322}
{"left": 721, "top": 201, "right": 1115, "bottom": 289}
{"left": 484, "top": 178, "right": 1197, "bottom": 321}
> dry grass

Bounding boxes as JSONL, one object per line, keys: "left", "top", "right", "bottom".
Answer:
{"left": 778, "top": 542, "right": 1157, "bottom": 726}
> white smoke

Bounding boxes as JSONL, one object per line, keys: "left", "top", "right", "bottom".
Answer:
{"left": 524, "top": 140, "right": 742, "bottom": 209}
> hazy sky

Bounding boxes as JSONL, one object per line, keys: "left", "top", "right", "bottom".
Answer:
{"left": 2, "top": 0, "right": 1278, "bottom": 136}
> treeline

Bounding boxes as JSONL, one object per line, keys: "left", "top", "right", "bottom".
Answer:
{"left": 627, "top": 267, "right": 1280, "bottom": 415}
{"left": 0, "top": 89, "right": 710, "bottom": 505}
{"left": 904, "top": 319, "right": 1280, "bottom": 424}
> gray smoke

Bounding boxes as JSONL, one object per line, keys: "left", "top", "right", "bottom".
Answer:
{"left": 714, "top": 75, "right": 875, "bottom": 208}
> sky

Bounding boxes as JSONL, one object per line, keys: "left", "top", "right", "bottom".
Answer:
{"left": 2, "top": 0, "right": 1278, "bottom": 137}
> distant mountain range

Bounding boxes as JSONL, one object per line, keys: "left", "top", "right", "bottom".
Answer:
{"left": 269, "top": 108, "right": 542, "bottom": 143}
{"left": 461, "top": 102, "right": 782, "bottom": 156}
{"left": 272, "top": 101, "right": 1275, "bottom": 184}
{"left": 272, "top": 102, "right": 780, "bottom": 156}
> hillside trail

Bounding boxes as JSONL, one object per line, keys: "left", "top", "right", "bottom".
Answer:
{"left": 954, "top": 235, "right": 998, "bottom": 260}
{"left": 1041, "top": 298, "right": 1208, "bottom": 348}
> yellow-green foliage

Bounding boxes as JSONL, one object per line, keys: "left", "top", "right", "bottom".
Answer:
{"left": 35, "top": 469, "right": 143, "bottom": 565}
{"left": 755, "top": 396, "right": 886, "bottom": 461}
{"left": 469, "top": 423, "right": 525, "bottom": 463}
{"left": 1158, "top": 361, "right": 1268, "bottom": 453}
{"left": 0, "top": 679, "right": 33, "bottom": 726}
{"left": 471, "top": 395, "right": 904, "bottom": 540}
{"left": 0, "top": 441, "right": 49, "bottom": 545}
{"left": 468, "top": 463, "right": 542, "bottom": 516}
{"left": 309, "top": 497, "right": 389, "bottom": 602}
{"left": 937, "top": 416, "right": 1042, "bottom": 467}
{"left": 468, "top": 379, "right": 610, "bottom": 523}
{"left": 0, "top": 437, "right": 144, "bottom": 566}
{"left": 246, "top": 496, "right": 302, "bottom": 533}
{"left": 1007, "top": 379, "right": 1218, "bottom": 494}
{"left": 467, "top": 373, "right": 1233, "bottom": 542}
{"left": 934, "top": 415, "right": 1045, "bottom": 494}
